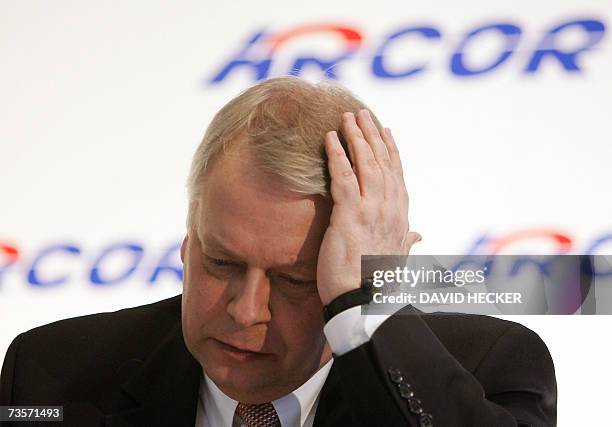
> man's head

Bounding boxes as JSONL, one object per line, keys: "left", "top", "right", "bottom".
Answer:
{"left": 180, "top": 77, "right": 382, "bottom": 403}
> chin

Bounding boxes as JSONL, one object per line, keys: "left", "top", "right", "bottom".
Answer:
{"left": 212, "top": 368, "right": 284, "bottom": 402}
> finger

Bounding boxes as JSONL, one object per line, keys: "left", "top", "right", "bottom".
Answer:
{"left": 355, "top": 109, "right": 392, "bottom": 170}
{"left": 380, "top": 127, "right": 404, "bottom": 177}
{"left": 341, "top": 112, "right": 383, "bottom": 198}
{"left": 325, "top": 131, "right": 360, "bottom": 205}
{"left": 339, "top": 131, "right": 356, "bottom": 172}
{"left": 356, "top": 109, "right": 398, "bottom": 200}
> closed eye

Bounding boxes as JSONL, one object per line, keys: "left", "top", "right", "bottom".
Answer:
{"left": 276, "top": 274, "right": 315, "bottom": 286}
{"left": 204, "top": 256, "right": 238, "bottom": 268}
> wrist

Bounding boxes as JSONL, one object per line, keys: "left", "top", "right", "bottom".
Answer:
{"left": 320, "top": 284, "right": 360, "bottom": 307}
{"left": 322, "top": 282, "right": 373, "bottom": 323}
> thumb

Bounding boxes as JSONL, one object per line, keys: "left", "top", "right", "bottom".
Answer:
{"left": 403, "top": 231, "right": 422, "bottom": 254}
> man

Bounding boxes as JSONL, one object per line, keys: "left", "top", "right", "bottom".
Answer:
{"left": 0, "top": 77, "right": 556, "bottom": 426}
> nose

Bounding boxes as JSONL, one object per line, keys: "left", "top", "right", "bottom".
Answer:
{"left": 226, "top": 268, "right": 272, "bottom": 328}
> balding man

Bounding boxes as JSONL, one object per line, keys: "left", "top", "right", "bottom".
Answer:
{"left": 0, "top": 77, "right": 556, "bottom": 427}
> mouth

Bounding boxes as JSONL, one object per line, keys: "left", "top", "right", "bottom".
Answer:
{"left": 211, "top": 338, "right": 272, "bottom": 360}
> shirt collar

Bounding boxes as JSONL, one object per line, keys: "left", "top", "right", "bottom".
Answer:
{"left": 200, "top": 359, "right": 334, "bottom": 427}
{"left": 273, "top": 359, "right": 333, "bottom": 427}
{"left": 202, "top": 371, "right": 238, "bottom": 427}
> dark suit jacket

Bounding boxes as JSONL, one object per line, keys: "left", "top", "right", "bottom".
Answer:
{"left": 0, "top": 295, "right": 556, "bottom": 427}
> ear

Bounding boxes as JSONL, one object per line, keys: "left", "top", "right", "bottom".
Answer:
{"left": 180, "top": 234, "right": 189, "bottom": 263}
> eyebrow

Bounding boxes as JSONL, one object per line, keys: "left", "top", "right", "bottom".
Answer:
{"left": 200, "top": 234, "right": 317, "bottom": 268}
{"left": 201, "top": 235, "right": 240, "bottom": 259}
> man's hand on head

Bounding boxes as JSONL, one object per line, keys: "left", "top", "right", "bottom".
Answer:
{"left": 317, "top": 109, "right": 422, "bottom": 306}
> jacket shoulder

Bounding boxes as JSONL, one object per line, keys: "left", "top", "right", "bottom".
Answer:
{"left": 18, "top": 294, "right": 181, "bottom": 359}
{"left": 420, "top": 312, "right": 552, "bottom": 373}
{"left": 1, "top": 295, "right": 184, "bottom": 409}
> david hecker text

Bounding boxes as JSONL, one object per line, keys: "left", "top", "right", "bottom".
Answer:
{"left": 372, "top": 292, "right": 523, "bottom": 305}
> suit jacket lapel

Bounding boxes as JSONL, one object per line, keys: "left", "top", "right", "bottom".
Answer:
{"left": 105, "top": 322, "right": 202, "bottom": 427}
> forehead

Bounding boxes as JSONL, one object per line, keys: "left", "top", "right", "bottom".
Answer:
{"left": 195, "top": 147, "right": 331, "bottom": 267}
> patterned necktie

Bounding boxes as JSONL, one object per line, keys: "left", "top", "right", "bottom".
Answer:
{"left": 235, "top": 402, "right": 281, "bottom": 427}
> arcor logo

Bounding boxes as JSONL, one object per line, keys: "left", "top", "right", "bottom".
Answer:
{"left": 0, "top": 229, "right": 610, "bottom": 288}
{"left": 207, "top": 18, "right": 606, "bottom": 83}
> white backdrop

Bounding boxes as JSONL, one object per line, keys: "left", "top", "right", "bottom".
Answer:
{"left": 1, "top": 1, "right": 611, "bottom": 425}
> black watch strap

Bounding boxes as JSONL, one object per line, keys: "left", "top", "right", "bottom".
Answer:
{"left": 323, "top": 282, "right": 373, "bottom": 323}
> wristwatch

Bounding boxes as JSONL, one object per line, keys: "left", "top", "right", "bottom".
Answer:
{"left": 323, "top": 278, "right": 374, "bottom": 323}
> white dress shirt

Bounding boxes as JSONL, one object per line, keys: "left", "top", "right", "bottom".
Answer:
{"left": 196, "top": 358, "right": 332, "bottom": 427}
{"left": 194, "top": 309, "right": 392, "bottom": 427}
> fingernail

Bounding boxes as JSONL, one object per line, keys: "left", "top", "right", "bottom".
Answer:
{"left": 363, "top": 109, "right": 371, "bottom": 119}
{"left": 385, "top": 128, "right": 393, "bottom": 138}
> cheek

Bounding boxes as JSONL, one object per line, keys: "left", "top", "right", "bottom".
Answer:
{"left": 271, "top": 291, "right": 326, "bottom": 353}
{"left": 185, "top": 250, "right": 225, "bottom": 300}
{"left": 182, "top": 260, "right": 227, "bottom": 336}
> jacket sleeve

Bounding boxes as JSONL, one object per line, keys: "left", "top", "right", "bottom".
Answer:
{"left": 330, "top": 308, "right": 557, "bottom": 427}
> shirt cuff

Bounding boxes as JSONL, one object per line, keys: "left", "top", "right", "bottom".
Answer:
{"left": 323, "top": 305, "right": 392, "bottom": 356}
{"left": 323, "top": 257, "right": 440, "bottom": 355}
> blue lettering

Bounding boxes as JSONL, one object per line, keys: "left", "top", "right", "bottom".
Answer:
{"left": 148, "top": 243, "right": 183, "bottom": 284}
{"left": 372, "top": 27, "right": 441, "bottom": 79}
{"left": 526, "top": 20, "right": 606, "bottom": 73}
{"left": 28, "top": 244, "right": 80, "bottom": 286}
{"left": 451, "top": 24, "right": 522, "bottom": 76}
{"left": 90, "top": 243, "right": 144, "bottom": 285}
{"left": 585, "top": 234, "right": 612, "bottom": 277}
{"left": 509, "top": 255, "right": 555, "bottom": 277}
{"left": 289, "top": 53, "right": 354, "bottom": 79}
{"left": 209, "top": 31, "right": 272, "bottom": 83}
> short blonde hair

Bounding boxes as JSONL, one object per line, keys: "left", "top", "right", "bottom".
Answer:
{"left": 186, "top": 76, "right": 383, "bottom": 228}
